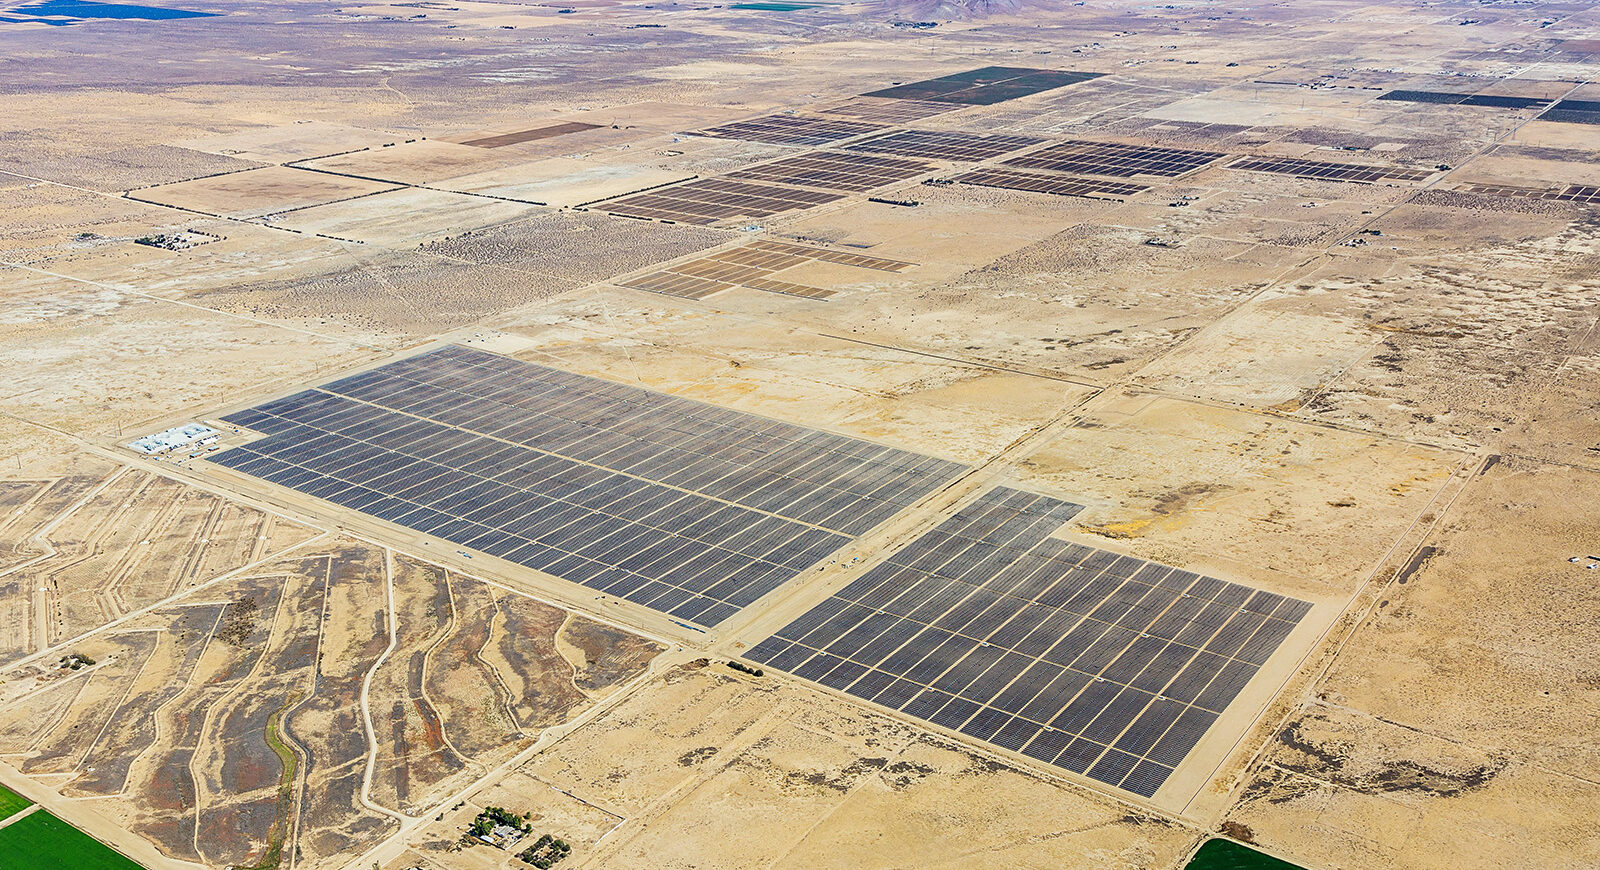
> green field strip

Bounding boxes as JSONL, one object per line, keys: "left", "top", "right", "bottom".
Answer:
{"left": 0, "top": 783, "right": 33, "bottom": 822}
{"left": 1186, "top": 838, "right": 1307, "bottom": 870}
{"left": 0, "top": 809, "right": 144, "bottom": 870}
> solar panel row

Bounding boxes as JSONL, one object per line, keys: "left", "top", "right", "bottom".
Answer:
{"left": 951, "top": 168, "right": 1148, "bottom": 200}
{"left": 616, "top": 239, "right": 914, "bottom": 303}
{"left": 1457, "top": 182, "right": 1600, "bottom": 204}
{"left": 698, "top": 114, "right": 885, "bottom": 146}
{"left": 1377, "top": 90, "right": 1550, "bottom": 110}
{"left": 618, "top": 271, "right": 736, "bottom": 300}
{"left": 846, "top": 129, "right": 1045, "bottom": 162}
{"left": 1228, "top": 156, "right": 1434, "bottom": 183}
{"left": 747, "top": 239, "right": 916, "bottom": 272}
{"left": 213, "top": 346, "right": 967, "bottom": 626}
{"left": 460, "top": 121, "right": 603, "bottom": 148}
{"left": 728, "top": 150, "right": 933, "bottom": 192}
{"left": 820, "top": 97, "right": 960, "bottom": 123}
{"left": 1539, "top": 99, "right": 1600, "bottom": 126}
{"left": 600, "top": 178, "right": 846, "bottom": 225}
{"left": 1003, "top": 140, "right": 1226, "bottom": 178}
{"left": 746, "top": 486, "right": 1311, "bottom": 798}
{"left": 863, "top": 66, "right": 1103, "bottom": 106}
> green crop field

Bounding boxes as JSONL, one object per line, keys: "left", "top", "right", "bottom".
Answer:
{"left": 0, "top": 809, "right": 143, "bottom": 870}
{"left": 0, "top": 783, "right": 33, "bottom": 822}
{"left": 1186, "top": 838, "right": 1306, "bottom": 870}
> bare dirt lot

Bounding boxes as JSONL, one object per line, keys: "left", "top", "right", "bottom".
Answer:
{"left": 400, "top": 663, "right": 1196, "bottom": 870}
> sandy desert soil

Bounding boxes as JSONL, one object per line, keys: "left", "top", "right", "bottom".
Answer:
{"left": 2, "top": 0, "right": 1598, "bottom": 867}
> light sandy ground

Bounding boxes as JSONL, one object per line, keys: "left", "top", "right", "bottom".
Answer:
{"left": 2, "top": 0, "right": 1598, "bottom": 867}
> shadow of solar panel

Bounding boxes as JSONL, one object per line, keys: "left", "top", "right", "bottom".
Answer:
{"left": 210, "top": 345, "right": 968, "bottom": 628}
{"left": 1228, "top": 156, "right": 1433, "bottom": 183}
{"left": 747, "top": 485, "right": 1311, "bottom": 798}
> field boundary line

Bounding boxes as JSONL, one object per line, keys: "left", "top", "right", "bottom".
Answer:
{"left": 0, "top": 531, "right": 331, "bottom": 675}
{"left": 0, "top": 803, "right": 42, "bottom": 832}
{"left": 357, "top": 548, "right": 412, "bottom": 823}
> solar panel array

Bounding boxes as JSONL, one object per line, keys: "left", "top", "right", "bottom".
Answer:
{"left": 698, "top": 114, "right": 885, "bottom": 146}
{"left": 617, "top": 239, "right": 915, "bottom": 302}
{"left": 1540, "top": 98, "right": 1600, "bottom": 126}
{"left": 1456, "top": 182, "right": 1600, "bottom": 204}
{"left": 460, "top": 121, "right": 602, "bottom": 148}
{"left": 746, "top": 486, "right": 1311, "bottom": 798}
{"left": 746, "top": 238, "right": 917, "bottom": 272}
{"left": 728, "top": 150, "right": 933, "bottom": 192}
{"left": 820, "top": 97, "right": 960, "bottom": 123}
{"left": 847, "top": 129, "right": 1045, "bottom": 162}
{"left": 864, "top": 66, "right": 1103, "bottom": 106}
{"left": 598, "top": 178, "right": 845, "bottom": 225}
{"left": 1004, "top": 140, "right": 1226, "bottom": 178}
{"left": 212, "top": 345, "right": 967, "bottom": 627}
{"left": 952, "top": 167, "right": 1148, "bottom": 200}
{"left": 1377, "top": 90, "right": 1550, "bottom": 110}
{"left": 1228, "top": 156, "right": 1434, "bottom": 183}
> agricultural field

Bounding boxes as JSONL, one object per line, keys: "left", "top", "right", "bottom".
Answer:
{"left": 3, "top": 0, "right": 1599, "bottom": 867}
{"left": 0, "top": 810, "right": 143, "bottom": 870}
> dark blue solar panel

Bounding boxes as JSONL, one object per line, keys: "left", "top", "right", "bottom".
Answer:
{"left": 745, "top": 485, "right": 1311, "bottom": 799}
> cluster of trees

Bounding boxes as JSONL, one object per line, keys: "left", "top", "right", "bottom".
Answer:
{"left": 727, "top": 660, "right": 764, "bottom": 677}
{"left": 59, "top": 652, "right": 96, "bottom": 670}
{"left": 517, "top": 834, "right": 572, "bottom": 869}
{"left": 469, "top": 805, "right": 531, "bottom": 839}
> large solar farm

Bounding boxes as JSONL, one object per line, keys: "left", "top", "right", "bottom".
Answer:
{"left": 2, "top": 0, "right": 1599, "bottom": 868}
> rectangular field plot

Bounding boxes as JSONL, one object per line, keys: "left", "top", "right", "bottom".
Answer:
{"left": 820, "top": 97, "right": 960, "bottom": 123}
{"left": 460, "top": 121, "right": 603, "bottom": 148}
{"left": 1539, "top": 98, "right": 1600, "bottom": 126}
{"left": 744, "top": 238, "right": 916, "bottom": 272}
{"left": 1003, "top": 140, "right": 1226, "bottom": 178}
{"left": 0, "top": 784, "right": 31, "bottom": 822}
{"left": 0, "top": 809, "right": 141, "bottom": 870}
{"left": 863, "top": 66, "right": 1102, "bottom": 106}
{"left": 617, "top": 239, "right": 914, "bottom": 302}
{"left": 212, "top": 346, "right": 966, "bottom": 627}
{"left": 696, "top": 114, "right": 885, "bottom": 146}
{"left": 597, "top": 177, "right": 845, "bottom": 225}
{"left": 728, "top": 150, "right": 932, "bottom": 192}
{"left": 616, "top": 271, "right": 738, "bottom": 300}
{"left": 1376, "top": 90, "right": 1549, "bottom": 110}
{"left": 846, "top": 129, "right": 1045, "bottom": 162}
{"left": 745, "top": 486, "right": 1310, "bottom": 799}
{"left": 952, "top": 167, "right": 1148, "bottom": 200}
{"left": 1456, "top": 182, "right": 1600, "bottom": 204}
{"left": 1228, "top": 156, "right": 1434, "bottom": 183}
